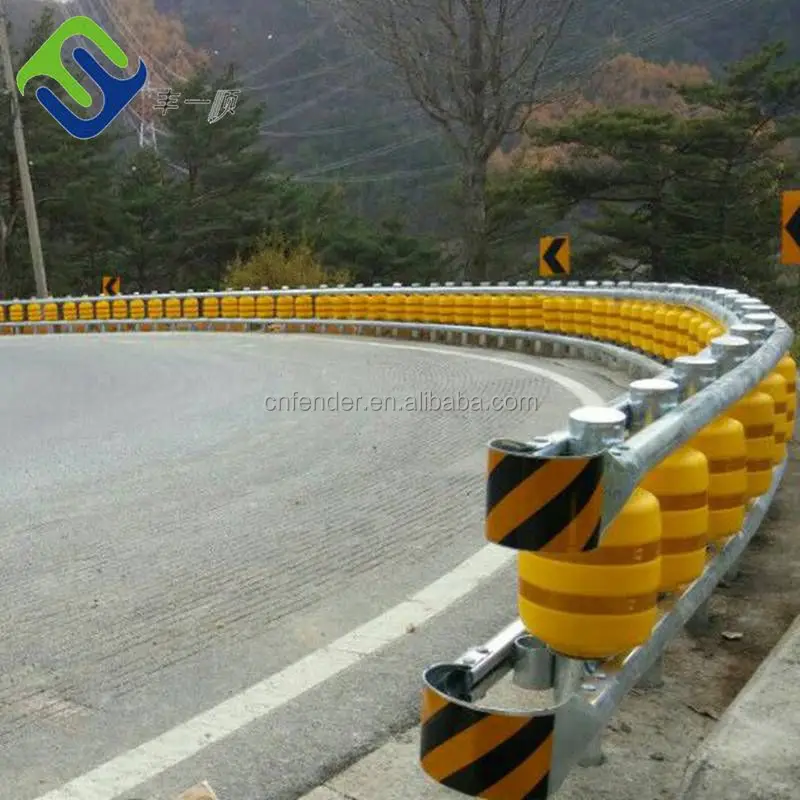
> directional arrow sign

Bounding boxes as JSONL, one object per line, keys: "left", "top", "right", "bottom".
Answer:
{"left": 539, "top": 236, "right": 570, "bottom": 277}
{"left": 782, "top": 190, "right": 800, "bottom": 265}
{"left": 102, "top": 275, "right": 121, "bottom": 296}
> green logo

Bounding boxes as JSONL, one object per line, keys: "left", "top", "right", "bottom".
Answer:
{"left": 16, "top": 16, "right": 148, "bottom": 139}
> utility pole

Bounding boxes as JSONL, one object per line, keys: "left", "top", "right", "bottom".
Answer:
{"left": 0, "top": 0, "right": 49, "bottom": 297}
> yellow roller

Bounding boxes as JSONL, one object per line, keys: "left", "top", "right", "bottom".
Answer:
{"left": 674, "top": 356, "right": 747, "bottom": 542}
{"left": 605, "top": 297, "right": 620, "bottom": 343}
{"left": 94, "top": 299, "right": 110, "bottom": 325}
{"left": 220, "top": 292, "right": 238, "bottom": 330}
{"left": 573, "top": 295, "right": 591, "bottom": 337}
{"left": 507, "top": 294, "right": 526, "bottom": 330}
{"left": 590, "top": 296, "right": 612, "bottom": 341}
{"left": 489, "top": 294, "right": 509, "bottom": 329}
{"left": 558, "top": 295, "right": 576, "bottom": 335}
{"left": 295, "top": 292, "right": 313, "bottom": 323}
{"left": 422, "top": 292, "right": 439, "bottom": 325}
{"left": 275, "top": 292, "right": 294, "bottom": 321}
{"left": 518, "top": 407, "right": 661, "bottom": 659}
{"left": 44, "top": 302, "right": 59, "bottom": 326}
{"left": 63, "top": 300, "right": 78, "bottom": 330}
{"left": 524, "top": 293, "right": 544, "bottom": 331}
{"left": 452, "top": 292, "right": 471, "bottom": 327}
{"left": 758, "top": 371, "right": 790, "bottom": 463}
{"left": 256, "top": 292, "right": 275, "bottom": 322}
{"left": 201, "top": 295, "right": 219, "bottom": 330}
{"left": 630, "top": 378, "right": 709, "bottom": 592}
{"left": 662, "top": 305, "right": 681, "bottom": 360}
{"left": 129, "top": 297, "right": 145, "bottom": 325}
{"left": 351, "top": 290, "right": 367, "bottom": 327}
{"left": 675, "top": 307, "right": 694, "bottom": 355}
{"left": 651, "top": 304, "right": 667, "bottom": 359}
{"left": 438, "top": 292, "right": 456, "bottom": 328}
{"left": 775, "top": 353, "right": 797, "bottom": 435}
{"left": 472, "top": 292, "right": 491, "bottom": 328}
{"left": 694, "top": 417, "right": 747, "bottom": 542}
{"left": 641, "top": 446, "right": 709, "bottom": 591}
{"left": 638, "top": 301, "right": 657, "bottom": 354}
{"left": 183, "top": 293, "right": 200, "bottom": 324}
{"left": 616, "top": 298, "right": 632, "bottom": 346}
{"left": 519, "top": 487, "right": 661, "bottom": 659}
{"left": 239, "top": 292, "right": 256, "bottom": 320}
{"left": 542, "top": 296, "right": 559, "bottom": 333}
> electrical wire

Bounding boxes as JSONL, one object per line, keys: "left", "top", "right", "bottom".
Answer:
{"left": 257, "top": 79, "right": 359, "bottom": 130}
{"left": 259, "top": 112, "right": 425, "bottom": 137}
{"left": 293, "top": 131, "right": 443, "bottom": 178}
{"left": 254, "top": 0, "right": 761, "bottom": 180}
{"left": 540, "top": 0, "right": 757, "bottom": 84}
{"left": 243, "top": 57, "right": 358, "bottom": 92}
{"left": 65, "top": 0, "right": 764, "bottom": 189}
{"left": 92, "top": 0, "right": 189, "bottom": 83}
{"left": 296, "top": 164, "right": 458, "bottom": 184}
{"left": 234, "top": 23, "right": 333, "bottom": 85}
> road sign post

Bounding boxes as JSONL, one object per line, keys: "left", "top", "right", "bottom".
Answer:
{"left": 781, "top": 191, "right": 800, "bottom": 265}
{"left": 539, "top": 236, "right": 570, "bottom": 277}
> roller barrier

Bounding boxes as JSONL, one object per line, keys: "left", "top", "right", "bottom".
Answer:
{"left": 0, "top": 279, "right": 796, "bottom": 798}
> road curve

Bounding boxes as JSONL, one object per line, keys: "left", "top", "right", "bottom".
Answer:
{"left": 0, "top": 332, "right": 626, "bottom": 800}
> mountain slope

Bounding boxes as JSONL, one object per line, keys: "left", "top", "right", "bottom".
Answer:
{"left": 5, "top": 0, "right": 796, "bottom": 234}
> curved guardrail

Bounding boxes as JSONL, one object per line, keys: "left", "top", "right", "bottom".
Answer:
{"left": 1, "top": 279, "right": 796, "bottom": 798}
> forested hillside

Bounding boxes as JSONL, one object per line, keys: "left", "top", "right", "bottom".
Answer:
{"left": 155, "top": 0, "right": 799, "bottom": 221}
{"left": 6, "top": 0, "right": 795, "bottom": 230}
{"left": 15, "top": 0, "right": 789, "bottom": 230}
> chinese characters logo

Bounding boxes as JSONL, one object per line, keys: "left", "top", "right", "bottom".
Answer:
{"left": 16, "top": 15, "right": 147, "bottom": 140}
{"left": 149, "top": 87, "right": 240, "bottom": 124}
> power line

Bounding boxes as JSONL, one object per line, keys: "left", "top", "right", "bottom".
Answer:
{"left": 92, "top": 0, "right": 188, "bottom": 83}
{"left": 296, "top": 164, "right": 458, "bottom": 184}
{"left": 258, "top": 79, "right": 359, "bottom": 130}
{"left": 70, "top": 0, "right": 764, "bottom": 191}
{"left": 261, "top": 0, "right": 761, "bottom": 182}
{"left": 293, "top": 131, "right": 442, "bottom": 178}
{"left": 235, "top": 23, "right": 333, "bottom": 84}
{"left": 259, "top": 112, "right": 424, "bottom": 137}
{"left": 243, "top": 57, "right": 357, "bottom": 92}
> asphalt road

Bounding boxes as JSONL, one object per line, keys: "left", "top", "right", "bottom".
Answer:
{"left": 0, "top": 332, "right": 627, "bottom": 800}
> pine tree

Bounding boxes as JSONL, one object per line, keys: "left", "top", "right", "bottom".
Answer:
{"left": 516, "top": 43, "right": 800, "bottom": 287}
{"left": 530, "top": 107, "right": 682, "bottom": 279}
{"left": 158, "top": 64, "right": 278, "bottom": 288}
{"left": 666, "top": 43, "right": 800, "bottom": 293}
{"left": 115, "top": 147, "right": 178, "bottom": 290}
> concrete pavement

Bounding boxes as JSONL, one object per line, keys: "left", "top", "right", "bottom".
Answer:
{"left": 0, "top": 332, "right": 627, "bottom": 800}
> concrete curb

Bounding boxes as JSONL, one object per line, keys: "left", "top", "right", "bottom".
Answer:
{"left": 677, "top": 614, "right": 800, "bottom": 799}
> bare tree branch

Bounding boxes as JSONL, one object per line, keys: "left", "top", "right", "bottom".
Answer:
{"left": 325, "top": 0, "right": 574, "bottom": 279}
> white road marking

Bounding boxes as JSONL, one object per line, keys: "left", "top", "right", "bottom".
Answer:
{"left": 32, "top": 342, "right": 604, "bottom": 800}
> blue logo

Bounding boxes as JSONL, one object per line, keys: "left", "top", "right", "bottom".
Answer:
{"left": 16, "top": 16, "right": 148, "bottom": 140}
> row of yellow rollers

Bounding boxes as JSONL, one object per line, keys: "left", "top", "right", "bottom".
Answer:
{"left": 0, "top": 293, "right": 723, "bottom": 357}
{"left": 519, "top": 352, "right": 797, "bottom": 660}
{"left": 0, "top": 294, "right": 312, "bottom": 327}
